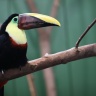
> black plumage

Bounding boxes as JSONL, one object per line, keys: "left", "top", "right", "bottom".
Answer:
{"left": 0, "top": 14, "right": 27, "bottom": 71}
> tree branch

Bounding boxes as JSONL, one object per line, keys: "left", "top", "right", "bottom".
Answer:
{"left": 26, "top": 74, "right": 37, "bottom": 96}
{"left": 75, "top": 19, "right": 96, "bottom": 48}
{"left": 0, "top": 43, "right": 96, "bottom": 81}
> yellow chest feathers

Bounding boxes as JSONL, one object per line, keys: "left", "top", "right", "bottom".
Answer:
{"left": 6, "top": 23, "right": 27, "bottom": 44}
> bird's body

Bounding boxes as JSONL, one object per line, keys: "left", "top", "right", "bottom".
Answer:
{"left": 0, "top": 13, "right": 60, "bottom": 96}
{"left": 0, "top": 14, "right": 27, "bottom": 71}
{"left": 0, "top": 14, "right": 28, "bottom": 95}
{"left": 0, "top": 31, "right": 28, "bottom": 70}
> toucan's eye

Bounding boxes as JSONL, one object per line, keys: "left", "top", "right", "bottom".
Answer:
{"left": 12, "top": 16, "right": 18, "bottom": 24}
{"left": 14, "top": 18, "right": 17, "bottom": 22}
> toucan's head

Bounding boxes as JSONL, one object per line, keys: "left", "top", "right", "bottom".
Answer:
{"left": 0, "top": 13, "right": 60, "bottom": 45}
{"left": 1, "top": 13, "right": 60, "bottom": 32}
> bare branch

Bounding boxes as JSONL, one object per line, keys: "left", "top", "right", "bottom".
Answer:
{"left": 75, "top": 19, "right": 96, "bottom": 48}
{"left": 26, "top": 74, "right": 37, "bottom": 96}
{"left": 0, "top": 44, "right": 96, "bottom": 82}
{"left": 26, "top": 0, "right": 38, "bottom": 13}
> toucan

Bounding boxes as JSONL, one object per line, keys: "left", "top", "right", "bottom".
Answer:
{"left": 0, "top": 13, "right": 60, "bottom": 95}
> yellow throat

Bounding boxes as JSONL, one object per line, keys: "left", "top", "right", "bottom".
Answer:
{"left": 6, "top": 22, "right": 27, "bottom": 45}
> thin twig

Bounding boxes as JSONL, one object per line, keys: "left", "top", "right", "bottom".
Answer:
{"left": 26, "top": 74, "right": 37, "bottom": 96}
{"left": 26, "top": 0, "right": 38, "bottom": 12}
{"left": 75, "top": 19, "right": 96, "bottom": 48}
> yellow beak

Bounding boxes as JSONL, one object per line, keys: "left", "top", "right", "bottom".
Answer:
{"left": 18, "top": 13, "right": 61, "bottom": 30}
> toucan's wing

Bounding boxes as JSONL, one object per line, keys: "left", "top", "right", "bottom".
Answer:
{"left": 0, "top": 33, "right": 8, "bottom": 43}
{"left": 0, "top": 33, "right": 9, "bottom": 53}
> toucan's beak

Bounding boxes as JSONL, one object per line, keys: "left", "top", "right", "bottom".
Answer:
{"left": 18, "top": 13, "right": 61, "bottom": 30}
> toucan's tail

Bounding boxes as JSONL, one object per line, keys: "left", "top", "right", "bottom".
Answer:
{"left": 0, "top": 81, "right": 8, "bottom": 96}
{"left": 0, "top": 81, "right": 8, "bottom": 88}
{"left": 0, "top": 86, "right": 4, "bottom": 96}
